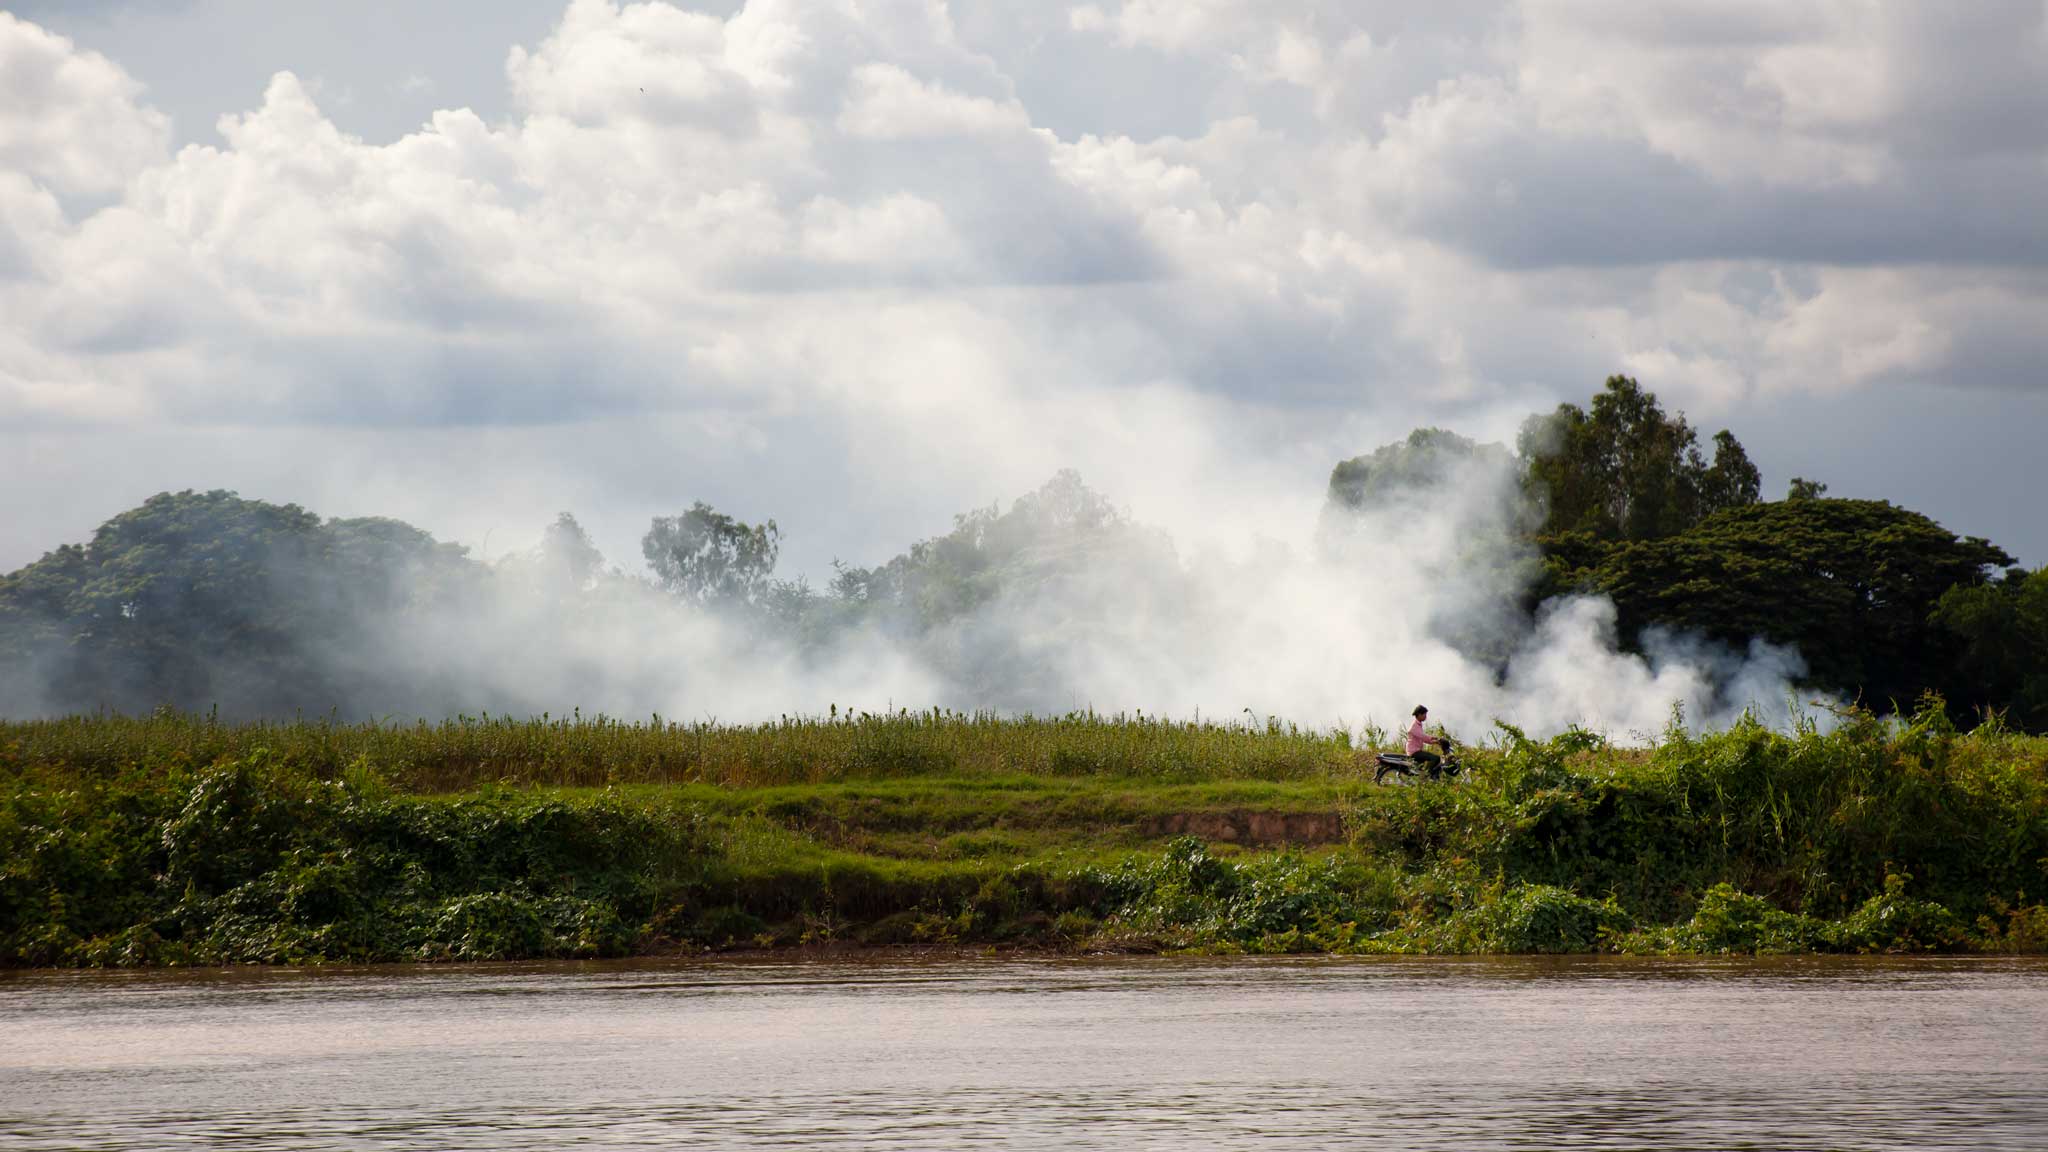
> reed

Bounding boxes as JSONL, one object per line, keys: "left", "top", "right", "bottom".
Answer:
{"left": 0, "top": 707, "right": 1361, "bottom": 790}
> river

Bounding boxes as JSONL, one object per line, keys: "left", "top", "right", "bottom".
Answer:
{"left": 3, "top": 955, "right": 2044, "bottom": 1149}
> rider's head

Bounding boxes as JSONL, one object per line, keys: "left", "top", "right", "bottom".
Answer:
{"left": 1413, "top": 705, "right": 1428, "bottom": 719}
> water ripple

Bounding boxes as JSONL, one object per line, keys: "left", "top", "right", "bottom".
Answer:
{"left": 4, "top": 956, "right": 2044, "bottom": 1150}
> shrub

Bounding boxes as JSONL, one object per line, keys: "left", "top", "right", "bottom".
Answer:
{"left": 1664, "top": 884, "right": 1832, "bottom": 954}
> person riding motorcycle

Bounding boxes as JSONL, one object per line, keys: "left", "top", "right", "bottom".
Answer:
{"left": 1406, "top": 705, "right": 1447, "bottom": 773}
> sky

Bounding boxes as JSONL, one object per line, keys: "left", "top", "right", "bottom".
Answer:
{"left": 4, "top": 0, "right": 2046, "bottom": 580}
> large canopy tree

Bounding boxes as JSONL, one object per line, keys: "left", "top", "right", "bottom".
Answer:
{"left": 0, "top": 491, "right": 474, "bottom": 717}
{"left": 1571, "top": 499, "right": 2012, "bottom": 711}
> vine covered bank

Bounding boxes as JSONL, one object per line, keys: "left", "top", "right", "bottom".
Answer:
{"left": 4, "top": 705, "right": 2045, "bottom": 965}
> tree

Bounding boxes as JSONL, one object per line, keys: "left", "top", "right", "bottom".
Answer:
{"left": 537, "top": 512, "right": 606, "bottom": 593}
{"left": 0, "top": 491, "right": 484, "bottom": 718}
{"left": 1325, "top": 428, "right": 1516, "bottom": 514}
{"left": 1933, "top": 567, "right": 2048, "bottom": 730}
{"left": 1699, "top": 430, "right": 1761, "bottom": 514}
{"left": 1321, "top": 429, "right": 1535, "bottom": 665}
{"left": 641, "top": 502, "right": 781, "bottom": 606}
{"left": 1521, "top": 376, "right": 1760, "bottom": 542}
{"left": 325, "top": 516, "right": 475, "bottom": 614}
{"left": 0, "top": 491, "right": 329, "bottom": 713}
{"left": 1571, "top": 499, "right": 2013, "bottom": 710}
{"left": 1787, "top": 477, "right": 1829, "bottom": 501}
{"left": 824, "top": 470, "right": 1167, "bottom": 635}
{"left": 0, "top": 543, "right": 91, "bottom": 714}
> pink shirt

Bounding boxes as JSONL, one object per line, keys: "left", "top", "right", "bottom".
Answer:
{"left": 1406, "top": 719, "right": 1431, "bottom": 754}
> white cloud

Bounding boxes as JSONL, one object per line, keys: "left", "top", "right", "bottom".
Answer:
{"left": 799, "top": 192, "right": 960, "bottom": 266}
{"left": 837, "top": 63, "right": 1029, "bottom": 139}
{"left": 1067, "top": 6, "right": 1107, "bottom": 35}
{"left": 0, "top": 12, "right": 169, "bottom": 197}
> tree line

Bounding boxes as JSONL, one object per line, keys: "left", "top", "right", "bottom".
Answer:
{"left": 0, "top": 468, "right": 1161, "bottom": 718}
{"left": 2, "top": 376, "right": 2041, "bottom": 727}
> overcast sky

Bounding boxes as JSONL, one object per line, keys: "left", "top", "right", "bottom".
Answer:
{"left": 5, "top": 0, "right": 2045, "bottom": 577}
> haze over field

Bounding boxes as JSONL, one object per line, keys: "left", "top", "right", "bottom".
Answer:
{"left": 0, "top": 451, "right": 1828, "bottom": 737}
{"left": 4, "top": 1, "right": 2045, "bottom": 732}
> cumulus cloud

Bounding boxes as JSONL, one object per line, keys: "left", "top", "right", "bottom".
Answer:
{"left": 1338, "top": 1, "right": 2048, "bottom": 267}
{"left": 0, "top": 12, "right": 169, "bottom": 198}
{"left": 10, "top": 0, "right": 2046, "bottom": 436}
{"left": 838, "top": 63, "right": 1029, "bottom": 139}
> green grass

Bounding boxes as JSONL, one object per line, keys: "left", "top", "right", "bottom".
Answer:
{"left": 3, "top": 704, "right": 2046, "bottom": 965}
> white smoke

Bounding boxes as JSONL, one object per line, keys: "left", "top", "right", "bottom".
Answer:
{"left": 844, "top": 446, "right": 1818, "bottom": 741}
{"left": 308, "top": 443, "right": 1818, "bottom": 745}
{"left": 0, "top": 431, "right": 1821, "bottom": 743}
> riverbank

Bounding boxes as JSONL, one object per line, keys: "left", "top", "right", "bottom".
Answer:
{"left": 4, "top": 706, "right": 2046, "bottom": 965}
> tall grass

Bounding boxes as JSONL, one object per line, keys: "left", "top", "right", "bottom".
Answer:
{"left": 0, "top": 708, "right": 1360, "bottom": 790}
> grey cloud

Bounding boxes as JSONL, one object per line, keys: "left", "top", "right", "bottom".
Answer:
{"left": 1391, "top": 131, "right": 2048, "bottom": 270}
{"left": 1524, "top": 0, "right": 1827, "bottom": 48}
{"left": 1342, "top": 1, "right": 2048, "bottom": 274}
{"left": 0, "top": 0, "right": 194, "bottom": 15}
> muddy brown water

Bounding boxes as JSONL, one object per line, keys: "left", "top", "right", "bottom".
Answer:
{"left": 3, "top": 955, "right": 2044, "bottom": 1150}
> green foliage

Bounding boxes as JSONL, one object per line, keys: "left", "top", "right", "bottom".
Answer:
{"left": 1505, "top": 377, "right": 2021, "bottom": 723}
{"left": 1836, "top": 872, "right": 1970, "bottom": 953}
{"left": 0, "top": 490, "right": 478, "bottom": 718}
{"left": 641, "top": 501, "right": 781, "bottom": 606}
{"left": 3, "top": 708, "right": 2046, "bottom": 965}
{"left": 1521, "top": 375, "right": 1760, "bottom": 542}
{"left": 0, "top": 751, "right": 709, "bottom": 965}
{"left": 0, "top": 708, "right": 1360, "bottom": 790}
{"left": 1324, "top": 428, "right": 1516, "bottom": 514}
{"left": 1448, "top": 883, "right": 1632, "bottom": 953}
{"left": 1563, "top": 499, "right": 2012, "bottom": 711}
{"left": 1324, "top": 377, "right": 2034, "bottom": 723}
{"left": 1935, "top": 567, "right": 2048, "bottom": 730}
{"left": 1655, "top": 884, "right": 1834, "bottom": 954}
{"left": 1631, "top": 873, "right": 1974, "bottom": 955}
{"left": 1082, "top": 837, "right": 1403, "bottom": 953}
{"left": 0, "top": 491, "right": 321, "bottom": 713}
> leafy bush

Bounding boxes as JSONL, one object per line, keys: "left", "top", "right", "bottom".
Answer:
{"left": 1455, "top": 883, "right": 1632, "bottom": 953}
{"left": 1081, "top": 837, "right": 1402, "bottom": 953}
{"left": 1837, "top": 873, "right": 1970, "bottom": 953}
{"left": 1, "top": 754, "right": 709, "bottom": 965}
{"left": 1658, "top": 884, "right": 1833, "bottom": 954}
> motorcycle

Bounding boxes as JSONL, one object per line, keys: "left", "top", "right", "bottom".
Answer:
{"left": 1374, "top": 735, "right": 1462, "bottom": 784}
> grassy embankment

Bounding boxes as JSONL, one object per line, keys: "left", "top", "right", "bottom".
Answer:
{"left": 4, "top": 705, "right": 2046, "bottom": 966}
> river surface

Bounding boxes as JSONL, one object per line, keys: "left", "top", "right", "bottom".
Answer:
{"left": 3, "top": 955, "right": 2045, "bottom": 1150}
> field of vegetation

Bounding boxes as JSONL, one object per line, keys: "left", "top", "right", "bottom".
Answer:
{"left": 5, "top": 704, "right": 2046, "bottom": 966}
